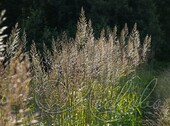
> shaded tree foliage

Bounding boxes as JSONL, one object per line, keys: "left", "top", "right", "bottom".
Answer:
{"left": 0, "top": 0, "right": 169, "bottom": 61}
{"left": 155, "top": 0, "right": 170, "bottom": 61}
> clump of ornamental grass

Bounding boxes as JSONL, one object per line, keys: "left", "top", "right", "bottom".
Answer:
{"left": 153, "top": 67, "right": 170, "bottom": 126}
{"left": 0, "top": 49, "right": 32, "bottom": 126}
{"left": 137, "top": 65, "right": 170, "bottom": 126}
{"left": 160, "top": 98, "right": 170, "bottom": 126}
{"left": 30, "top": 8, "right": 152, "bottom": 125}
{"left": 0, "top": 10, "right": 38, "bottom": 126}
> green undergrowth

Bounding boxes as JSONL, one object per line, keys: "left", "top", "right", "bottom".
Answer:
{"left": 27, "top": 68, "right": 157, "bottom": 126}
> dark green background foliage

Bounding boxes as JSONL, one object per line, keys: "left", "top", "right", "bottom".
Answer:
{"left": 0, "top": 0, "right": 169, "bottom": 61}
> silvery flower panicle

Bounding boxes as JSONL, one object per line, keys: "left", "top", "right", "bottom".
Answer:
{"left": 0, "top": 10, "right": 7, "bottom": 61}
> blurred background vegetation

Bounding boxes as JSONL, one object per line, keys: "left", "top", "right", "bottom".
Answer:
{"left": 0, "top": 0, "right": 169, "bottom": 62}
